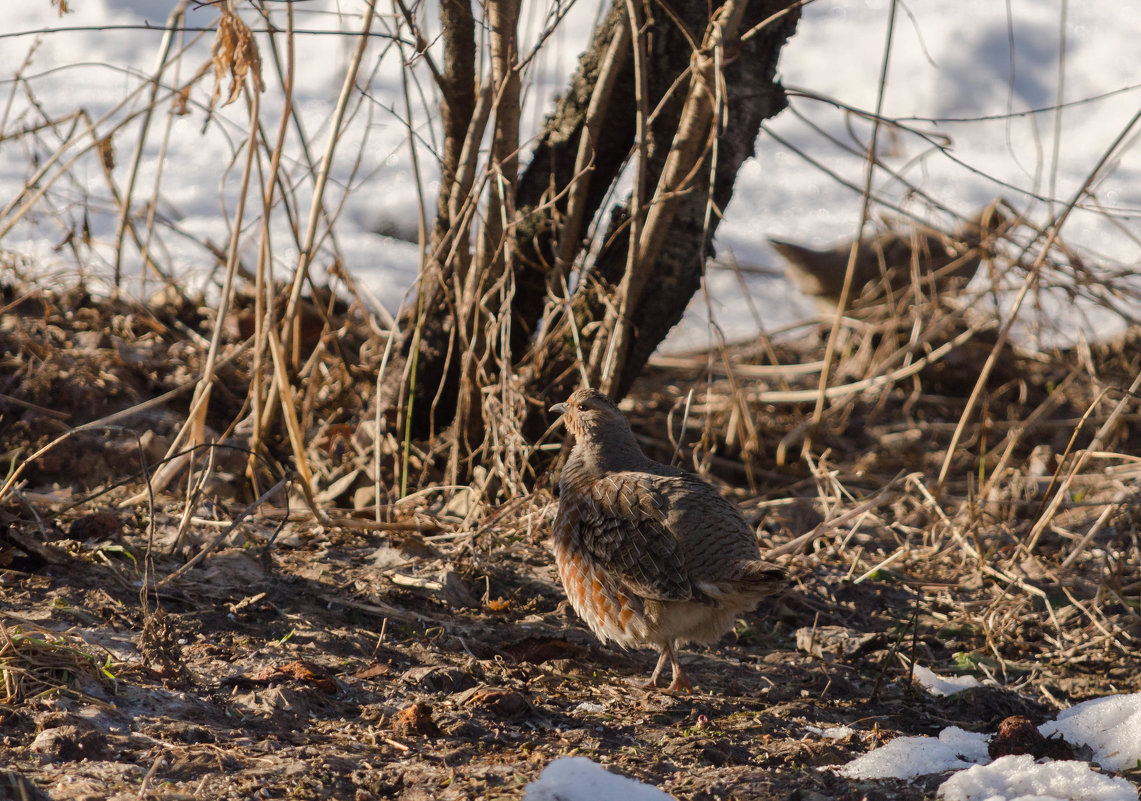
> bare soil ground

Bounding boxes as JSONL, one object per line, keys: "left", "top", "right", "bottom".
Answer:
{"left": 2, "top": 283, "right": 1140, "bottom": 800}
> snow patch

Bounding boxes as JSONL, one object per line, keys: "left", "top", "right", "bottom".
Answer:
{"left": 838, "top": 727, "right": 989, "bottom": 780}
{"left": 6, "top": 1, "right": 1141, "bottom": 345}
{"left": 1039, "top": 692, "right": 1141, "bottom": 772}
{"left": 524, "top": 757, "right": 674, "bottom": 801}
{"left": 913, "top": 664, "right": 983, "bottom": 696}
{"left": 937, "top": 754, "right": 1137, "bottom": 801}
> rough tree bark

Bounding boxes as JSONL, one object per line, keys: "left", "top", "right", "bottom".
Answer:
{"left": 517, "top": 0, "right": 801, "bottom": 409}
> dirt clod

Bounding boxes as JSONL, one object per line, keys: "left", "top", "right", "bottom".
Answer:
{"left": 30, "top": 722, "right": 106, "bottom": 762}
{"left": 988, "top": 715, "right": 1077, "bottom": 761}
{"left": 392, "top": 702, "right": 440, "bottom": 736}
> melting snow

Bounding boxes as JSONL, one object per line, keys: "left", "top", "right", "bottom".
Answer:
{"left": 524, "top": 757, "right": 675, "bottom": 801}
{"left": 5, "top": 2, "right": 1141, "bottom": 346}
{"left": 912, "top": 664, "right": 983, "bottom": 697}
{"left": 1039, "top": 691, "right": 1141, "bottom": 772}
{"left": 839, "top": 692, "right": 1141, "bottom": 800}
{"left": 839, "top": 727, "right": 990, "bottom": 780}
{"left": 938, "top": 755, "right": 1137, "bottom": 801}
{"left": 805, "top": 725, "right": 855, "bottom": 739}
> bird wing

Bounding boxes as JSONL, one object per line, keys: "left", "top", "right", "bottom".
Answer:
{"left": 575, "top": 472, "right": 696, "bottom": 603}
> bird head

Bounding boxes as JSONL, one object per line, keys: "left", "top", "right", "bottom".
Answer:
{"left": 550, "top": 388, "right": 627, "bottom": 442}
{"left": 962, "top": 200, "right": 1011, "bottom": 248}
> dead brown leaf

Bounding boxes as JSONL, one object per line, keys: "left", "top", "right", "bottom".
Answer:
{"left": 210, "top": 6, "right": 264, "bottom": 108}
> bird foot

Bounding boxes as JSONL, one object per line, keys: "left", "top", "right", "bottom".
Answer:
{"left": 634, "top": 672, "right": 693, "bottom": 693}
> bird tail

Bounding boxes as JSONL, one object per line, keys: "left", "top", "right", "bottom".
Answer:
{"left": 722, "top": 559, "right": 785, "bottom": 598}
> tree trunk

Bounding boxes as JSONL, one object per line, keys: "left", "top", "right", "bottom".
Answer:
{"left": 518, "top": 0, "right": 800, "bottom": 412}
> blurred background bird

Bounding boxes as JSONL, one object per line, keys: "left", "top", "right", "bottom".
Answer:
{"left": 769, "top": 201, "right": 1009, "bottom": 314}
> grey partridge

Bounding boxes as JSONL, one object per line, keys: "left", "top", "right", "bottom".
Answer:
{"left": 770, "top": 204, "right": 1007, "bottom": 313}
{"left": 550, "top": 388, "right": 785, "bottom": 691}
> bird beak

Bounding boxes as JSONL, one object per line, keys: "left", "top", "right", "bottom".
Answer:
{"left": 549, "top": 402, "right": 568, "bottom": 416}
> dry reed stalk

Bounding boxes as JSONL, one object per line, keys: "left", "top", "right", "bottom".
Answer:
{"left": 0, "top": 110, "right": 122, "bottom": 239}
{"left": 0, "top": 41, "right": 40, "bottom": 134}
{"left": 0, "top": 41, "right": 214, "bottom": 246}
{"left": 265, "top": 316, "right": 322, "bottom": 517}
{"left": 246, "top": 3, "right": 297, "bottom": 495}
{"left": 479, "top": 374, "right": 533, "bottom": 500}
{"left": 649, "top": 354, "right": 827, "bottom": 378}
{"left": 93, "top": 126, "right": 187, "bottom": 296}
{"left": 703, "top": 324, "right": 763, "bottom": 490}
{"left": 668, "top": 388, "right": 697, "bottom": 465}
{"left": 100, "top": 339, "right": 250, "bottom": 509}
{"left": 1023, "top": 368, "right": 1141, "bottom": 557}
{"left": 389, "top": 8, "right": 454, "bottom": 488}
{"left": 391, "top": 0, "right": 477, "bottom": 495}
{"left": 372, "top": 330, "right": 399, "bottom": 521}
{"left": 0, "top": 401, "right": 167, "bottom": 506}
{"left": 973, "top": 371, "right": 1078, "bottom": 507}
{"left": 593, "top": 0, "right": 650, "bottom": 392}
{"left": 170, "top": 445, "right": 220, "bottom": 552}
{"left": 0, "top": 392, "right": 69, "bottom": 420}
{"left": 279, "top": 0, "right": 376, "bottom": 358}
{"left": 767, "top": 473, "right": 909, "bottom": 559}
{"left": 146, "top": 11, "right": 264, "bottom": 497}
{"left": 554, "top": 12, "right": 631, "bottom": 282}
{"left": 478, "top": 0, "right": 521, "bottom": 278}
{"left": 722, "top": 258, "right": 794, "bottom": 391}
{"left": 599, "top": 0, "right": 751, "bottom": 394}
{"left": 112, "top": 0, "right": 190, "bottom": 290}
{"left": 809, "top": 0, "right": 899, "bottom": 453}
{"left": 678, "top": 320, "right": 988, "bottom": 413}
{"left": 855, "top": 303, "right": 959, "bottom": 379}
{"left": 852, "top": 547, "right": 906, "bottom": 584}
{"left": 136, "top": 22, "right": 193, "bottom": 300}
{"left": 148, "top": 2, "right": 374, "bottom": 513}
{"left": 455, "top": 109, "right": 522, "bottom": 480}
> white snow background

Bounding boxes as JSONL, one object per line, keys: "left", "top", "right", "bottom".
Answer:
{"left": 2, "top": 0, "right": 1140, "bottom": 351}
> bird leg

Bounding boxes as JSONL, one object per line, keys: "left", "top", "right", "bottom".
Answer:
{"left": 642, "top": 648, "right": 670, "bottom": 688}
{"left": 665, "top": 642, "right": 693, "bottom": 692}
{"left": 641, "top": 643, "right": 692, "bottom": 692}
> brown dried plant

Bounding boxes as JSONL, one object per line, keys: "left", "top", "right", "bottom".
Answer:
{"left": 0, "top": 623, "right": 118, "bottom": 706}
{"left": 210, "top": 3, "right": 264, "bottom": 109}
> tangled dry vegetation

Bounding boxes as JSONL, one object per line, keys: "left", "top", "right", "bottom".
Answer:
{"left": 1, "top": 264, "right": 1140, "bottom": 799}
